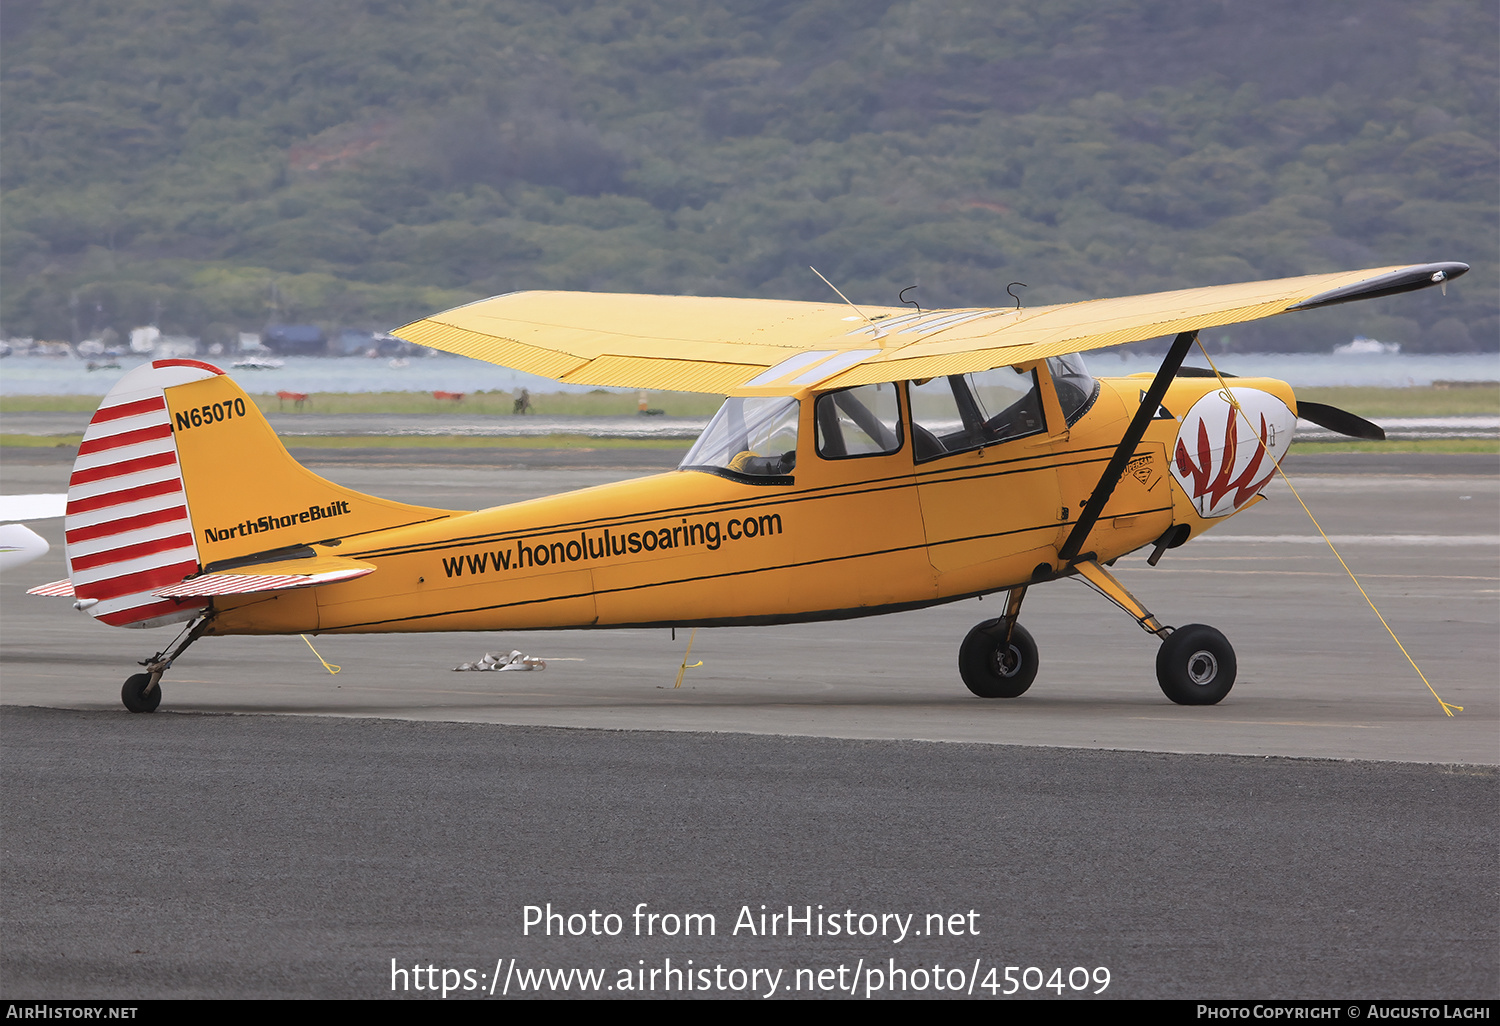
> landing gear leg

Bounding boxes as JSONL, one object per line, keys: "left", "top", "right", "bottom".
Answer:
{"left": 960, "top": 586, "right": 1039, "bottom": 698}
{"left": 122, "top": 615, "right": 212, "bottom": 713}
{"left": 1071, "top": 559, "right": 1236, "bottom": 705}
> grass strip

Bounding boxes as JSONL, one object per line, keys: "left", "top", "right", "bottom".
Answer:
{"left": 0, "top": 434, "right": 85, "bottom": 447}
{"left": 0, "top": 432, "right": 688, "bottom": 451}
{"left": 1287, "top": 438, "right": 1498, "bottom": 454}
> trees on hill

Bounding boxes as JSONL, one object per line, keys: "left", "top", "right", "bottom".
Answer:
{"left": 1, "top": 0, "right": 1494, "bottom": 351}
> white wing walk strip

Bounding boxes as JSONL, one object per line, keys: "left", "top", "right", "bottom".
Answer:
{"left": 62, "top": 360, "right": 218, "bottom": 628}
{"left": 843, "top": 309, "right": 1000, "bottom": 338}
{"left": 740, "top": 350, "right": 836, "bottom": 388}
{"left": 154, "top": 566, "right": 374, "bottom": 598}
{"left": 740, "top": 349, "right": 883, "bottom": 389}
{"left": 788, "top": 348, "right": 881, "bottom": 386}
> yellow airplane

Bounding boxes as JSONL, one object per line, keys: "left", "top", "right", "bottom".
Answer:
{"left": 29, "top": 262, "right": 1467, "bottom": 713}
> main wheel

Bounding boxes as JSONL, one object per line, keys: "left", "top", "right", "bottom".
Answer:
{"left": 959, "top": 621, "right": 1039, "bottom": 698}
{"left": 1156, "top": 624, "right": 1236, "bottom": 705}
{"left": 121, "top": 673, "right": 161, "bottom": 714}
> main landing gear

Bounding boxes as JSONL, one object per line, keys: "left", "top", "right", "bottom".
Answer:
{"left": 958, "top": 560, "right": 1237, "bottom": 705}
{"left": 959, "top": 585, "right": 1039, "bottom": 698}
{"left": 121, "top": 615, "right": 212, "bottom": 713}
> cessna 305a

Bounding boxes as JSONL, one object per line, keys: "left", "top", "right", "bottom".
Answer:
{"left": 29, "top": 261, "right": 1467, "bottom": 712}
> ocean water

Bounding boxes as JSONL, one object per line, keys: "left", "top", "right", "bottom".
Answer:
{"left": 1, "top": 350, "right": 1496, "bottom": 396}
{"left": 0, "top": 354, "right": 595, "bottom": 397}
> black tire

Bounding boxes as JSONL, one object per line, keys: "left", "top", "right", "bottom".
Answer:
{"left": 1156, "top": 624, "right": 1236, "bottom": 705}
{"left": 121, "top": 673, "right": 161, "bottom": 714}
{"left": 959, "top": 621, "right": 1039, "bottom": 698}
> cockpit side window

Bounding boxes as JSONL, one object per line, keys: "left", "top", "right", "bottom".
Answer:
{"left": 1046, "top": 353, "right": 1100, "bottom": 426}
{"left": 815, "top": 383, "right": 903, "bottom": 459}
{"left": 907, "top": 367, "right": 1046, "bottom": 462}
{"left": 680, "top": 396, "right": 799, "bottom": 483}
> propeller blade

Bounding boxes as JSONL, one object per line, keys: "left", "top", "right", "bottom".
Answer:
{"left": 1296, "top": 401, "right": 1386, "bottom": 441}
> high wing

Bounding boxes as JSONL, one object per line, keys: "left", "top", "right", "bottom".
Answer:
{"left": 391, "top": 262, "right": 1466, "bottom": 395}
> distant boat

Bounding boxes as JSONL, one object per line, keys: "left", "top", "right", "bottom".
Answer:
{"left": 232, "top": 356, "right": 286, "bottom": 370}
{"left": 1333, "top": 336, "right": 1401, "bottom": 356}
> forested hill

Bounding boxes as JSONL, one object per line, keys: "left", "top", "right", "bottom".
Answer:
{"left": 2, "top": 0, "right": 1495, "bottom": 353}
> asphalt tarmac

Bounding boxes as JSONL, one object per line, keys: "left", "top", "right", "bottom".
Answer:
{"left": 2, "top": 449, "right": 1496, "bottom": 999}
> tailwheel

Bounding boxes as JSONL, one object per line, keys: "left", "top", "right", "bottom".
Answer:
{"left": 1156, "top": 624, "right": 1236, "bottom": 705}
{"left": 120, "top": 614, "right": 212, "bottom": 714}
{"left": 959, "top": 621, "right": 1039, "bottom": 698}
{"left": 121, "top": 673, "right": 162, "bottom": 714}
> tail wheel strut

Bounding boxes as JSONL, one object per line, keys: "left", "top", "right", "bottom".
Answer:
{"left": 121, "top": 614, "right": 213, "bottom": 714}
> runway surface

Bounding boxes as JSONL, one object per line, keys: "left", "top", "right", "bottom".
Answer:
{"left": 2, "top": 449, "right": 1497, "bottom": 998}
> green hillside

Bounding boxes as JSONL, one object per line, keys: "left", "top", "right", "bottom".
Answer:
{"left": 2, "top": 0, "right": 1495, "bottom": 352}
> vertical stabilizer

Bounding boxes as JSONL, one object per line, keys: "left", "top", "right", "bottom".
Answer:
{"left": 65, "top": 360, "right": 458, "bottom": 629}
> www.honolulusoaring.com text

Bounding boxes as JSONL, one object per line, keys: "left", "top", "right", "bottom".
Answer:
{"left": 441, "top": 512, "right": 783, "bottom": 579}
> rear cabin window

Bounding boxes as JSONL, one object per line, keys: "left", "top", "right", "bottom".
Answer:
{"left": 907, "top": 367, "right": 1045, "bottom": 462}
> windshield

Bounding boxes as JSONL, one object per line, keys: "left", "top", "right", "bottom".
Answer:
{"left": 680, "top": 396, "right": 800, "bottom": 481}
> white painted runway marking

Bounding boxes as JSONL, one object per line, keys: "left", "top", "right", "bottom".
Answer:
{"left": 1130, "top": 717, "right": 1382, "bottom": 729}
{"left": 1199, "top": 534, "right": 1499, "bottom": 545}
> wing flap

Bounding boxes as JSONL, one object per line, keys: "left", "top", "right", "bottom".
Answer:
{"left": 392, "top": 264, "right": 1466, "bottom": 393}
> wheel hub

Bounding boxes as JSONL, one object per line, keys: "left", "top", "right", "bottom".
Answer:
{"left": 995, "top": 644, "right": 1022, "bottom": 677}
{"left": 1187, "top": 650, "right": 1218, "bottom": 685}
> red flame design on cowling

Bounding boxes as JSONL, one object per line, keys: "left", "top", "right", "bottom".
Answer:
{"left": 1174, "top": 405, "right": 1275, "bottom": 512}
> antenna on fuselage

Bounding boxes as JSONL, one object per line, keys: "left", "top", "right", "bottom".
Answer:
{"left": 810, "top": 266, "right": 883, "bottom": 338}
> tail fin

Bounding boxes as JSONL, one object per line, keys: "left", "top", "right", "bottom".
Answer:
{"left": 65, "top": 360, "right": 455, "bottom": 628}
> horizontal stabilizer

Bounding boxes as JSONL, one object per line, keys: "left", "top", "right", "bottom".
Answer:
{"left": 153, "top": 555, "right": 376, "bottom": 598}
{"left": 27, "top": 579, "right": 75, "bottom": 597}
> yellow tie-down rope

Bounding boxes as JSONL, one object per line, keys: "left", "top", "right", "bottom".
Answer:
{"left": 1193, "top": 341, "right": 1461, "bottom": 716}
{"left": 674, "top": 628, "right": 703, "bottom": 688}
{"left": 302, "top": 634, "right": 342, "bottom": 675}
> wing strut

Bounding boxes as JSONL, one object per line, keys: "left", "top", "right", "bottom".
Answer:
{"left": 1058, "top": 330, "right": 1198, "bottom": 564}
